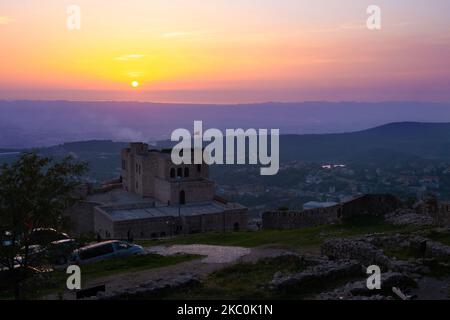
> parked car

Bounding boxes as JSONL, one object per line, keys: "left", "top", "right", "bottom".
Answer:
{"left": 28, "top": 228, "right": 70, "bottom": 246}
{"left": 45, "top": 239, "right": 79, "bottom": 265}
{"left": 13, "top": 239, "right": 79, "bottom": 269}
{"left": 70, "top": 240, "right": 144, "bottom": 265}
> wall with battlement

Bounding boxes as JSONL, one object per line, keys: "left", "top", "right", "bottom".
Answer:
{"left": 262, "top": 194, "right": 401, "bottom": 230}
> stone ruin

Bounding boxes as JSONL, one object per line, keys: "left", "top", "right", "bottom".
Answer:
{"left": 267, "top": 231, "right": 450, "bottom": 300}
{"left": 262, "top": 194, "right": 401, "bottom": 230}
{"left": 263, "top": 193, "right": 450, "bottom": 231}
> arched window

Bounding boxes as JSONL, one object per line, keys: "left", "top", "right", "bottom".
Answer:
{"left": 177, "top": 168, "right": 183, "bottom": 178}
{"left": 184, "top": 167, "right": 190, "bottom": 178}
{"left": 170, "top": 168, "right": 175, "bottom": 178}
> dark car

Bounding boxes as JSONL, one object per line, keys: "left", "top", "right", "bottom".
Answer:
{"left": 28, "top": 228, "right": 70, "bottom": 246}
{"left": 70, "top": 240, "right": 144, "bottom": 265}
{"left": 45, "top": 239, "right": 79, "bottom": 265}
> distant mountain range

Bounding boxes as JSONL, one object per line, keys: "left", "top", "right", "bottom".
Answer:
{"left": 2, "top": 122, "right": 449, "bottom": 169}
{"left": 280, "top": 122, "right": 450, "bottom": 164}
{"left": 1, "top": 100, "right": 450, "bottom": 148}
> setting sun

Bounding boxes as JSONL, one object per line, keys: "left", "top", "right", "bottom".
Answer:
{"left": 131, "top": 81, "right": 139, "bottom": 88}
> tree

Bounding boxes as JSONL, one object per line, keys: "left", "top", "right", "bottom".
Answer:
{"left": 0, "top": 152, "right": 87, "bottom": 299}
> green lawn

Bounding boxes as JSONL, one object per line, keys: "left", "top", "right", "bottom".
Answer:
{"left": 137, "top": 216, "right": 418, "bottom": 253}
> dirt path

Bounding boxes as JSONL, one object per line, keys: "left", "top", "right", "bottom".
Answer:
{"left": 43, "top": 244, "right": 288, "bottom": 300}
{"left": 145, "top": 244, "right": 252, "bottom": 263}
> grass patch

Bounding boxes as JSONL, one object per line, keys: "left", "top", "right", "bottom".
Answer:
{"left": 0, "top": 253, "right": 200, "bottom": 300}
{"left": 138, "top": 216, "right": 412, "bottom": 253}
{"left": 146, "top": 255, "right": 363, "bottom": 300}
{"left": 384, "top": 247, "right": 421, "bottom": 261}
{"left": 79, "top": 253, "right": 200, "bottom": 280}
{"left": 425, "top": 230, "right": 450, "bottom": 246}
{"left": 143, "top": 255, "right": 308, "bottom": 300}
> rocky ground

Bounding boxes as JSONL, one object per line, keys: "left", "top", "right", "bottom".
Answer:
{"left": 43, "top": 212, "right": 450, "bottom": 300}
{"left": 385, "top": 209, "right": 434, "bottom": 228}
{"left": 44, "top": 245, "right": 286, "bottom": 300}
{"left": 70, "top": 230, "right": 450, "bottom": 300}
{"left": 269, "top": 231, "right": 450, "bottom": 300}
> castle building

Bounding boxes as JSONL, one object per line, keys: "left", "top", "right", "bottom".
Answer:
{"left": 121, "top": 142, "right": 215, "bottom": 205}
{"left": 67, "top": 143, "right": 248, "bottom": 239}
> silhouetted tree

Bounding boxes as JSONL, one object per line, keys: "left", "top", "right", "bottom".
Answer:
{"left": 0, "top": 153, "right": 87, "bottom": 299}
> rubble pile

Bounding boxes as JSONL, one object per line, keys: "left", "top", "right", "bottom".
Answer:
{"left": 385, "top": 209, "right": 434, "bottom": 227}
{"left": 317, "top": 272, "right": 416, "bottom": 300}
{"left": 269, "top": 259, "right": 363, "bottom": 292}
{"left": 269, "top": 232, "right": 450, "bottom": 300}
{"left": 410, "top": 236, "right": 450, "bottom": 263}
{"left": 321, "top": 238, "right": 392, "bottom": 269}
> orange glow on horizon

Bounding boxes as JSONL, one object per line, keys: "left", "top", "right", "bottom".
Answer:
{"left": 1, "top": 1, "right": 450, "bottom": 102}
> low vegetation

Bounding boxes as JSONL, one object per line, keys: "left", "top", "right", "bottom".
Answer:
{"left": 425, "top": 229, "right": 450, "bottom": 246}
{"left": 145, "top": 255, "right": 362, "bottom": 300}
{"left": 138, "top": 255, "right": 308, "bottom": 300}
{"left": 80, "top": 253, "right": 201, "bottom": 280}
{"left": 0, "top": 253, "right": 200, "bottom": 300}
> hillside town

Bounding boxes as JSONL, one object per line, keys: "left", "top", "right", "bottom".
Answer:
{"left": 215, "top": 160, "right": 450, "bottom": 220}
{"left": 1, "top": 142, "right": 450, "bottom": 302}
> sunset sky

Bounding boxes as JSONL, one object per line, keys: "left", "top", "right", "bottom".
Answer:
{"left": 1, "top": 0, "right": 449, "bottom": 103}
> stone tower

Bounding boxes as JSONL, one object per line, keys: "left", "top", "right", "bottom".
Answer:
{"left": 121, "top": 143, "right": 215, "bottom": 205}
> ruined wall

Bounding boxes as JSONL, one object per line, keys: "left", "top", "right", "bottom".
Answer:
{"left": 262, "top": 206, "right": 341, "bottom": 230}
{"left": 263, "top": 194, "right": 401, "bottom": 230}
{"left": 340, "top": 194, "right": 401, "bottom": 219}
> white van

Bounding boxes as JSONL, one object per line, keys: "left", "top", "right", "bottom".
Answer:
{"left": 71, "top": 240, "right": 144, "bottom": 264}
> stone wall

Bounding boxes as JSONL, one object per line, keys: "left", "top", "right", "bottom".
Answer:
{"left": 93, "top": 206, "right": 115, "bottom": 239}
{"left": 411, "top": 195, "right": 450, "bottom": 227}
{"left": 183, "top": 208, "right": 248, "bottom": 234}
{"left": 263, "top": 194, "right": 401, "bottom": 230}
{"left": 262, "top": 206, "right": 341, "bottom": 230}
{"left": 113, "top": 216, "right": 177, "bottom": 239}
{"left": 93, "top": 206, "right": 247, "bottom": 240}
{"left": 340, "top": 194, "right": 401, "bottom": 219}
